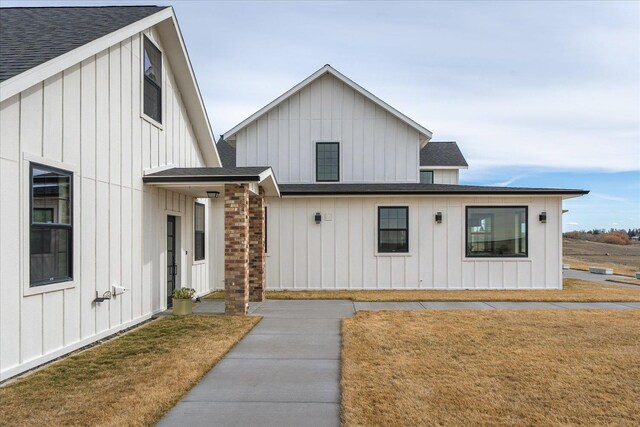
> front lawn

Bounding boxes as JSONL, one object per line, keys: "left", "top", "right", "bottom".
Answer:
{"left": 0, "top": 315, "right": 259, "bottom": 427}
{"left": 205, "top": 279, "right": 640, "bottom": 302}
{"left": 341, "top": 310, "right": 640, "bottom": 426}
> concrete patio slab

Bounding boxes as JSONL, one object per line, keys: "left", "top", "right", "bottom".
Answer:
{"left": 183, "top": 358, "right": 339, "bottom": 403}
{"left": 420, "top": 301, "right": 494, "bottom": 310}
{"left": 552, "top": 302, "right": 634, "bottom": 309}
{"left": 484, "top": 302, "right": 564, "bottom": 309}
{"left": 353, "top": 301, "right": 424, "bottom": 311}
{"left": 157, "top": 402, "right": 340, "bottom": 427}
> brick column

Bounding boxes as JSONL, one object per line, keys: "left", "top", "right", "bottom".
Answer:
{"left": 248, "top": 187, "right": 266, "bottom": 302}
{"left": 224, "top": 184, "right": 249, "bottom": 315}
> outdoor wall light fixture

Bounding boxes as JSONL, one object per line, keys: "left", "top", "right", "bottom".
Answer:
{"left": 539, "top": 212, "right": 547, "bottom": 223}
{"left": 207, "top": 191, "right": 220, "bottom": 198}
{"left": 315, "top": 212, "right": 322, "bottom": 224}
{"left": 435, "top": 212, "right": 443, "bottom": 223}
{"left": 93, "top": 290, "right": 112, "bottom": 303}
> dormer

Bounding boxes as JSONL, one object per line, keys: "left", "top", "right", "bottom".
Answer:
{"left": 419, "top": 141, "right": 468, "bottom": 184}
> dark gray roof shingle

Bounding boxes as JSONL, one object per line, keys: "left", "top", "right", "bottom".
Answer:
{"left": 0, "top": 6, "right": 168, "bottom": 82}
{"left": 279, "top": 183, "right": 588, "bottom": 196}
{"left": 420, "top": 141, "right": 468, "bottom": 167}
{"left": 216, "top": 138, "right": 236, "bottom": 167}
{"left": 142, "top": 167, "right": 272, "bottom": 183}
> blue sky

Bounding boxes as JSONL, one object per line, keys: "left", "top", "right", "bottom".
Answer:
{"left": 6, "top": 0, "right": 640, "bottom": 230}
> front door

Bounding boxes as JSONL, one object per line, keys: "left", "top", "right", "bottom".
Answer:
{"left": 167, "top": 215, "right": 177, "bottom": 307}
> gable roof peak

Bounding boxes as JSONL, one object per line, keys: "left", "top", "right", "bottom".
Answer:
{"left": 224, "top": 64, "right": 433, "bottom": 143}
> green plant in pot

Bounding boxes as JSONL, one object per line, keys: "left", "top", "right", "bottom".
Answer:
{"left": 172, "top": 287, "right": 196, "bottom": 315}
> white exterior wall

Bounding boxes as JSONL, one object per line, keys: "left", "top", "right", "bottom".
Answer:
{"left": 433, "top": 169, "right": 459, "bottom": 184}
{"left": 265, "top": 196, "right": 562, "bottom": 290}
{"left": 234, "top": 73, "right": 421, "bottom": 183}
{"left": 0, "top": 27, "right": 214, "bottom": 380}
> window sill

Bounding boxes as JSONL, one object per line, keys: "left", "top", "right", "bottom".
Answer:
{"left": 462, "top": 257, "right": 531, "bottom": 262}
{"left": 24, "top": 280, "right": 75, "bottom": 296}
{"left": 375, "top": 252, "right": 412, "bottom": 257}
{"left": 193, "top": 259, "right": 206, "bottom": 266}
{"left": 141, "top": 113, "right": 164, "bottom": 130}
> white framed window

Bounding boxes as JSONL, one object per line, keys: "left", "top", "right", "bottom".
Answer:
{"left": 194, "top": 202, "right": 205, "bottom": 261}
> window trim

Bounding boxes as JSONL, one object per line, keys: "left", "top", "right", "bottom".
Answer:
{"left": 194, "top": 202, "right": 205, "bottom": 262}
{"left": 464, "top": 205, "right": 529, "bottom": 259}
{"left": 140, "top": 34, "right": 164, "bottom": 129}
{"left": 315, "top": 141, "right": 340, "bottom": 182}
{"left": 377, "top": 206, "right": 410, "bottom": 255}
{"left": 29, "top": 162, "right": 74, "bottom": 287}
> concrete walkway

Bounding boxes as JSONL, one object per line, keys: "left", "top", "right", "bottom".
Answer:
{"left": 564, "top": 268, "right": 639, "bottom": 288}
{"left": 158, "top": 300, "right": 354, "bottom": 427}
{"left": 159, "top": 297, "right": 638, "bottom": 426}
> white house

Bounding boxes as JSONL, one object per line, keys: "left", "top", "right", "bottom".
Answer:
{"left": 0, "top": 6, "right": 586, "bottom": 381}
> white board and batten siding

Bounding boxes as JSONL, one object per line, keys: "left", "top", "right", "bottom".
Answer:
{"left": 433, "top": 169, "right": 459, "bottom": 184}
{"left": 0, "top": 27, "right": 213, "bottom": 380}
{"left": 234, "top": 73, "right": 421, "bottom": 184}
{"left": 265, "top": 196, "right": 562, "bottom": 290}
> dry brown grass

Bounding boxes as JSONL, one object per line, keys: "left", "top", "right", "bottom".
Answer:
{"left": 203, "top": 279, "right": 640, "bottom": 302}
{"left": 563, "top": 237, "right": 640, "bottom": 277}
{"left": 565, "top": 257, "right": 638, "bottom": 277}
{"left": 0, "top": 315, "right": 259, "bottom": 427}
{"left": 342, "top": 310, "right": 640, "bottom": 427}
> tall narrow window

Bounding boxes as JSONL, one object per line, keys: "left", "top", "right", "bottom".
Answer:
{"left": 30, "top": 164, "right": 73, "bottom": 285}
{"left": 466, "top": 206, "right": 527, "bottom": 257}
{"left": 316, "top": 142, "right": 339, "bottom": 182}
{"left": 420, "top": 170, "right": 434, "bottom": 184}
{"left": 194, "top": 203, "right": 205, "bottom": 261}
{"left": 264, "top": 206, "right": 268, "bottom": 254}
{"left": 143, "top": 36, "right": 162, "bottom": 123}
{"left": 378, "top": 207, "right": 409, "bottom": 253}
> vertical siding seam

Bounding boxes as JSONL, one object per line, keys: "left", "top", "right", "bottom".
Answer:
{"left": 78, "top": 62, "right": 83, "bottom": 339}
{"left": 94, "top": 54, "right": 98, "bottom": 336}
{"left": 18, "top": 91, "right": 23, "bottom": 363}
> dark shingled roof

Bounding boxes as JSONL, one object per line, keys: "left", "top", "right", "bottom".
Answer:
{"left": 142, "top": 167, "right": 272, "bottom": 183}
{"left": 216, "top": 138, "right": 236, "bottom": 167}
{"left": 0, "top": 6, "right": 168, "bottom": 82}
{"left": 420, "top": 141, "right": 468, "bottom": 167}
{"left": 279, "top": 183, "right": 588, "bottom": 196}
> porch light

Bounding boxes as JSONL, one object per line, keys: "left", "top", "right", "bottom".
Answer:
{"left": 207, "top": 191, "right": 220, "bottom": 198}
{"left": 314, "top": 212, "right": 322, "bottom": 224}
{"left": 435, "top": 212, "right": 443, "bottom": 223}
{"left": 539, "top": 212, "right": 547, "bottom": 223}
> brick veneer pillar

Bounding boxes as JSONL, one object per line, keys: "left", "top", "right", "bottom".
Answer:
{"left": 248, "top": 187, "right": 266, "bottom": 302}
{"left": 224, "top": 184, "right": 249, "bottom": 315}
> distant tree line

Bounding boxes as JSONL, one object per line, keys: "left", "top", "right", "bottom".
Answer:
{"left": 563, "top": 228, "right": 640, "bottom": 245}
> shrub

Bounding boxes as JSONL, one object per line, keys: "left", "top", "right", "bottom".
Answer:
{"left": 172, "top": 287, "right": 196, "bottom": 300}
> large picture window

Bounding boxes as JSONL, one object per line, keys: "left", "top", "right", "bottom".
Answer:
{"left": 316, "top": 142, "right": 339, "bottom": 182}
{"left": 194, "top": 203, "right": 205, "bottom": 261}
{"left": 143, "top": 36, "right": 162, "bottom": 123}
{"left": 378, "top": 206, "right": 409, "bottom": 253}
{"left": 466, "top": 206, "right": 527, "bottom": 257}
{"left": 30, "top": 164, "right": 73, "bottom": 286}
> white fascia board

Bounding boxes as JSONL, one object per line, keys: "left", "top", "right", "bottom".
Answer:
{"left": 420, "top": 166, "right": 469, "bottom": 170}
{"left": 224, "top": 65, "right": 433, "bottom": 141}
{"left": 0, "top": 8, "right": 173, "bottom": 101}
{"left": 258, "top": 168, "right": 281, "bottom": 197}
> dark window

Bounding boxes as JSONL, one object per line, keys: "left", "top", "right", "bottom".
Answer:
{"left": 316, "top": 142, "right": 339, "bottom": 182}
{"left": 194, "top": 203, "right": 205, "bottom": 261}
{"left": 466, "top": 206, "right": 528, "bottom": 257}
{"left": 378, "top": 207, "right": 409, "bottom": 253}
{"left": 30, "top": 164, "right": 73, "bottom": 286}
{"left": 420, "top": 170, "right": 434, "bottom": 184}
{"left": 143, "top": 36, "right": 162, "bottom": 123}
{"left": 264, "top": 206, "right": 268, "bottom": 254}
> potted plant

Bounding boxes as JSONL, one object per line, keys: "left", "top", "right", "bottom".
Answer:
{"left": 172, "top": 287, "right": 196, "bottom": 315}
